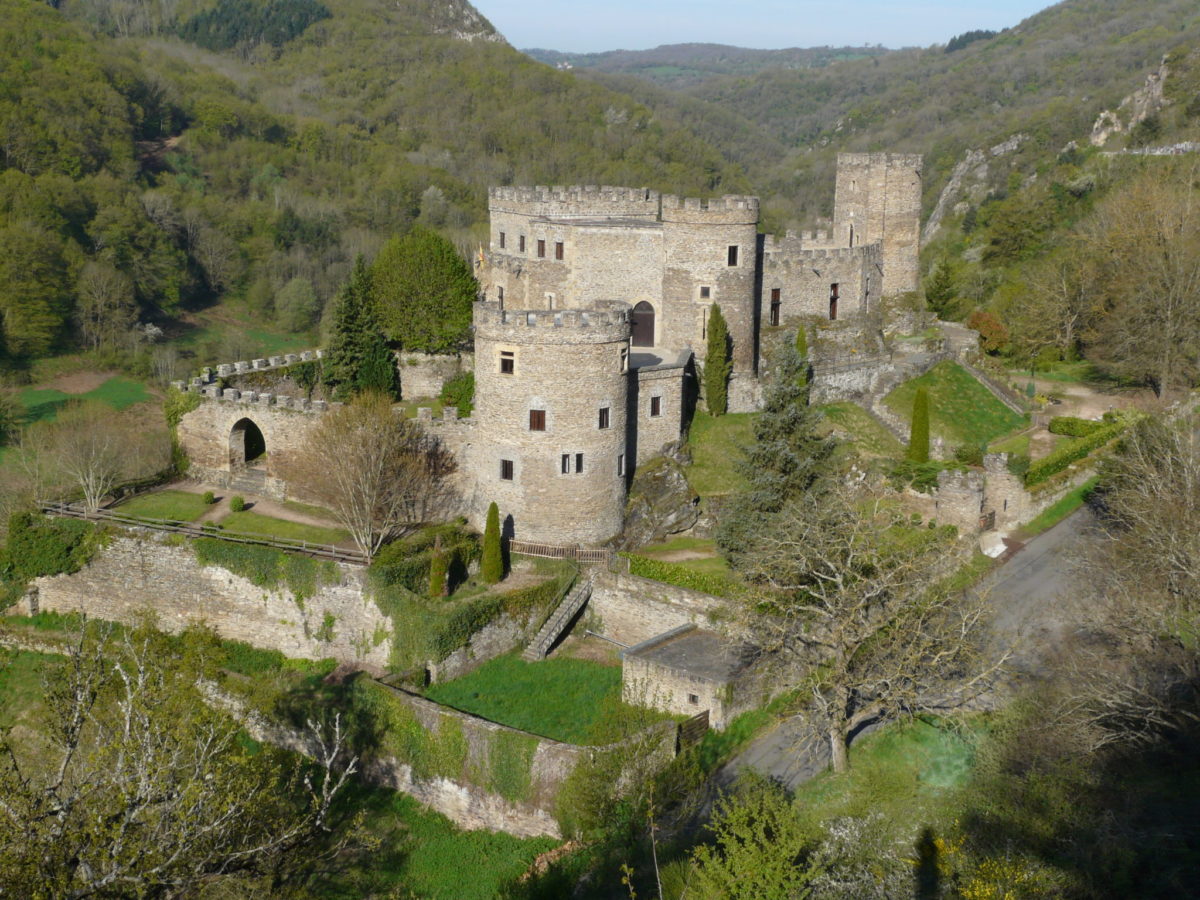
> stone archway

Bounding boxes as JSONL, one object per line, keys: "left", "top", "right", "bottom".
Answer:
{"left": 229, "top": 418, "right": 266, "bottom": 470}
{"left": 631, "top": 301, "right": 656, "bottom": 347}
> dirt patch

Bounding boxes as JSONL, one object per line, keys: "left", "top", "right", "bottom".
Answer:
{"left": 35, "top": 371, "right": 117, "bottom": 394}
{"left": 645, "top": 548, "right": 718, "bottom": 562}
{"left": 551, "top": 634, "right": 622, "bottom": 666}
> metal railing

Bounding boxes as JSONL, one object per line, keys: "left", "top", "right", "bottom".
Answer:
{"left": 38, "top": 500, "right": 369, "bottom": 566}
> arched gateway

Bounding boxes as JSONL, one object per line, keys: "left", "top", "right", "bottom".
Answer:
{"left": 229, "top": 418, "right": 266, "bottom": 469}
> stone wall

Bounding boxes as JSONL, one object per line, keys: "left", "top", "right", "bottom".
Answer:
{"left": 762, "top": 239, "right": 882, "bottom": 323}
{"left": 832, "top": 153, "right": 922, "bottom": 296}
{"left": 631, "top": 360, "right": 688, "bottom": 464}
{"left": 399, "top": 352, "right": 469, "bottom": 400}
{"left": 589, "top": 567, "right": 729, "bottom": 648}
{"left": 26, "top": 533, "right": 392, "bottom": 666}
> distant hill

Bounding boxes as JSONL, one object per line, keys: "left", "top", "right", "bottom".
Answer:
{"left": 523, "top": 42, "right": 892, "bottom": 87}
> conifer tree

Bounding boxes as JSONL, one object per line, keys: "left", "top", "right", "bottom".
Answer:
{"left": 704, "top": 303, "right": 731, "bottom": 416}
{"left": 323, "top": 256, "right": 374, "bottom": 399}
{"left": 717, "top": 346, "right": 838, "bottom": 571}
{"left": 481, "top": 502, "right": 503, "bottom": 584}
{"left": 428, "top": 535, "right": 448, "bottom": 597}
{"left": 908, "top": 386, "right": 931, "bottom": 463}
{"left": 795, "top": 324, "right": 809, "bottom": 392}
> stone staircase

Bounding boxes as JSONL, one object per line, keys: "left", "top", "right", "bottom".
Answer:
{"left": 522, "top": 573, "right": 593, "bottom": 662}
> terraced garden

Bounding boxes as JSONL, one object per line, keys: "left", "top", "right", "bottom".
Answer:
{"left": 884, "top": 361, "right": 1026, "bottom": 448}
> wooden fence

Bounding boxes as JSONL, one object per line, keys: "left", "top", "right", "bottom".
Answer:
{"left": 38, "top": 501, "right": 369, "bottom": 566}
{"left": 508, "top": 539, "right": 613, "bottom": 564}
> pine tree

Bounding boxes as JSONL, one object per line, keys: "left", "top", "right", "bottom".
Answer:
{"left": 481, "top": 502, "right": 503, "bottom": 584}
{"left": 357, "top": 332, "right": 399, "bottom": 398}
{"left": 908, "top": 386, "right": 931, "bottom": 463}
{"left": 704, "top": 303, "right": 731, "bottom": 416}
{"left": 717, "top": 346, "right": 838, "bottom": 571}
{"left": 428, "top": 535, "right": 448, "bottom": 598}
{"left": 323, "top": 256, "right": 375, "bottom": 399}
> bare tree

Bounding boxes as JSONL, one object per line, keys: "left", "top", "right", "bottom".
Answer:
{"left": 286, "top": 393, "right": 455, "bottom": 558}
{"left": 75, "top": 261, "right": 136, "bottom": 352}
{"left": 0, "top": 623, "right": 356, "bottom": 897}
{"left": 738, "top": 484, "right": 1005, "bottom": 773}
{"left": 49, "top": 401, "right": 127, "bottom": 513}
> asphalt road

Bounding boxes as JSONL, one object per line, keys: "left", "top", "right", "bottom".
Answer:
{"left": 724, "top": 508, "right": 1098, "bottom": 790}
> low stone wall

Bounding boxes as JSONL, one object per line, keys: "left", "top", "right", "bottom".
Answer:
{"left": 427, "top": 610, "right": 538, "bottom": 684}
{"left": 25, "top": 533, "right": 392, "bottom": 666}
{"left": 590, "top": 567, "right": 729, "bottom": 647}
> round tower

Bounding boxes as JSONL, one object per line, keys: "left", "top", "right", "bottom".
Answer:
{"left": 471, "top": 300, "right": 631, "bottom": 545}
{"left": 660, "top": 195, "right": 760, "bottom": 374}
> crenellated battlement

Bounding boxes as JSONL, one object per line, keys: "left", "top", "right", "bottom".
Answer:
{"left": 489, "top": 185, "right": 659, "bottom": 219}
{"left": 473, "top": 301, "right": 630, "bottom": 345}
{"left": 762, "top": 238, "right": 882, "bottom": 265}
{"left": 937, "top": 467, "right": 986, "bottom": 493}
{"left": 660, "top": 193, "right": 759, "bottom": 225}
{"left": 837, "top": 151, "right": 924, "bottom": 169}
{"left": 170, "top": 381, "right": 339, "bottom": 416}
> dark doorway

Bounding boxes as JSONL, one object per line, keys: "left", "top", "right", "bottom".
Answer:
{"left": 230, "top": 418, "right": 266, "bottom": 468}
{"left": 829, "top": 283, "right": 839, "bottom": 321}
{"left": 631, "top": 301, "right": 655, "bottom": 347}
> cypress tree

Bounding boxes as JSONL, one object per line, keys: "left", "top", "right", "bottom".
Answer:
{"left": 908, "top": 386, "right": 931, "bottom": 463}
{"left": 428, "top": 535, "right": 448, "bottom": 597}
{"left": 481, "top": 502, "right": 503, "bottom": 584}
{"left": 704, "top": 303, "right": 731, "bottom": 416}
{"left": 795, "top": 324, "right": 809, "bottom": 392}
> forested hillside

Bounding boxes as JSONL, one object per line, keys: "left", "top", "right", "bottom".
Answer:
{"left": 0, "top": 0, "right": 744, "bottom": 372}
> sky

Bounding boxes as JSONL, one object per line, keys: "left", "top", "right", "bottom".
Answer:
{"left": 472, "top": 0, "right": 1057, "bottom": 53}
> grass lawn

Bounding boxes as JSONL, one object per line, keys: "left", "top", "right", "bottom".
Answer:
{"left": 638, "top": 536, "right": 732, "bottom": 578}
{"left": 397, "top": 398, "right": 445, "bottom": 418}
{"left": 885, "top": 361, "right": 1026, "bottom": 448}
{"left": 820, "top": 402, "right": 906, "bottom": 457}
{"left": 989, "top": 430, "right": 1031, "bottom": 456}
{"left": 216, "top": 510, "right": 351, "bottom": 546}
{"left": 1020, "top": 477, "right": 1098, "bottom": 538}
{"left": 116, "top": 490, "right": 213, "bottom": 522}
{"left": 0, "top": 649, "right": 62, "bottom": 729}
{"left": 425, "top": 652, "right": 646, "bottom": 745}
{"left": 17, "top": 376, "right": 150, "bottom": 424}
{"left": 686, "top": 410, "right": 757, "bottom": 496}
{"left": 792, "top": 716, "right": 980, "bottom": 838}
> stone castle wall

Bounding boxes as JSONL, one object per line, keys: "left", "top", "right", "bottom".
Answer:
{"left": 589, "top": 567, "right": 730, "bottom": 647}
{"left": 762, "top": 239, "right": 882, "bottom": 323}
{"left": 398, "top": 352, "right": 470, "bottom": 400}
{"left": 631, "top": 360, "right": 688, "bottom": 465}
{"left": 26, "top": 533, "right": 392, "bottom": 666}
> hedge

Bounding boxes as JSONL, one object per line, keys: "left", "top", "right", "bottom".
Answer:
{"left": 1, "top": 513, "right": 102, "bottom": 584}
{"left": 621, "top": 553, "right": 745, "bottom": 599}
{"left": 1047, "top": 416, "right": 1105, "bottom": 437}
{"left": 372, "top": 524, "right": 480, "bottom": 595}
{"left": 1025, "top": 421, "right": 1126, "bottom": 486}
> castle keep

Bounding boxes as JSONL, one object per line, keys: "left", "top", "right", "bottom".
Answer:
{"left": 176, "top": 153, "right": 922, "bottom": 546}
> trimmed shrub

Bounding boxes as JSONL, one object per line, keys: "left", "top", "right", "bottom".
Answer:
{"left": 1025, "top": 421, "right": 1126, "bottom": 486}
{"left": 481, "top": 502, "right": 503, "bottom": 584}
{"left": 201, "top": 491, "right": 216, "bottom": 505}
{"left": 704, "top": 303, "right": 731, "bottom": 416}
{"left": 908, "top": 386, "right": 930, "bottom": 463}
{"left": 1048, "top": 416, "right": 1105, "bottom": 437}
{"left": 440, "top": 371, "right": 475, "bottom": 417}
{"left": 229, "top": 495, "right": 245, "bottom": 513}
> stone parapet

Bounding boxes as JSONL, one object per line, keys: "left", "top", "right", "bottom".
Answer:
{"left": 473, "top": 301, "right": 631, "bottom": 345}
{"left": 488, "top": 185, "right": 660, "bottom": 220}
{"left": 660, "top": 193, "right": 759, "bottom": 225}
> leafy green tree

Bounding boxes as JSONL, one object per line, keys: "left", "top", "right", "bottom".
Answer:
{"left": 371, "top": 226, "right": 476, "bottom": 354}
{"left": 704, "top": 303, "right": 731, "bottom": 416}
{"left": 908, "top": 386, "right": 931, "bottom": 463}
{"left": 274, "top": 276, "right": 320, "bottom": 332}
{"left": 717, "top": 346, "right": 837, "bottom": 570}
{"left": 0, "top": 222, "right": 72, "bottom": 357}
{"left": 481, "top": 501, "right": 503, "bottom": 584}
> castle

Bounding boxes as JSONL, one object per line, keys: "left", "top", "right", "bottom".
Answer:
{"left": 175, "top": 153, "right": 923, "bottom": 547}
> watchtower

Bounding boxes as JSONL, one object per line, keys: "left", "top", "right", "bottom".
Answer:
{"left": 470, "top": 301, "right": 632, "bottom": 545}
{"left": 832, "top": 153, "right": 922, "bottom": 296}
{"left": 660, "top": 195, "right": 760, "bottom": 374}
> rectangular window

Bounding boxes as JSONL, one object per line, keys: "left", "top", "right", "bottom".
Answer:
{"left": 500, "top": 459, "right": 514, "bottom": 481}
{"left": 575, "top": 453, "right": 584, "bottom": 474}
{"left": 499, "top": 350, "right": 515, "bottom": 375}
{"left": 699, "top": 285, "right": 711, "bottom": 299}
{"left": 617, "top": 454, "right": 625, "bottom": 477}
{"left": 598, "top": 407, "right": 610, "bottom": 429}
{"left": 529, "top": 409, "right": 545, "bottom": 431}
{"left": 497, "top": 285, "right": 504, "bottom": 302}
{"left": 727, "top": 245, "right": 739, "bottom": 266}
{"left": 499, "top": 232, "right": 506, "bottom": 249}
{"left": 561, "top": 454, "right": 570, "bottom": 475}
{"left": 620, "top": 348, "right": 629, "bottom": 372}
{"left": 518, "top": 235, "right": 526, "bottom": 253}
{"left": 770, "top": 287, "right": 781, "bottom": 327}
{"left": 537, "top": 239, "right": 546, "bottom": 258}
{"left": 650, "top": 396, "right": 661, "bottom": 417}
{"left": 688, "top": 693, "right": 700, "bottom": 705}
{"left": 555, "top": 241, "right": 564, "bottom": 260}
